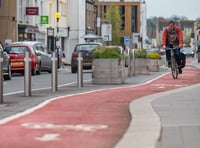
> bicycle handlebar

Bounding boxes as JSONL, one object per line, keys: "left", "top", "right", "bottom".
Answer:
{"left": 166, "top": 47, "right": 179, "bottom": 50}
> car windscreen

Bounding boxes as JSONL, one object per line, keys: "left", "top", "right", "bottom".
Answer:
{"left": 6, "top": 46, "right": 29, "bottom": 54}
{"left": 76, "top": 44, "right": 99, "bottom": 52}
{"left": 182, "top": 48, "right": 193, "bottom": 53}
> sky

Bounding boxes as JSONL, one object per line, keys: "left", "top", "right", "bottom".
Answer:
{"left": 145, "top": 0, "right": 200, "bottom": 20}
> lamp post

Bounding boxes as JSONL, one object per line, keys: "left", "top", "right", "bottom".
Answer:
{"left": 55, "top": 0, "right": 61, "bottom": 68}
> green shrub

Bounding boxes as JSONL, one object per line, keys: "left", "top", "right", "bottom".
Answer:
{"left": 134, "top": 49, "right": 147, "bottom": 58}
{"left": 92, "top": 46, "right": 122, "bottom": 59}
{"left": 147, "top": 52, "right": 161, "bottom": 59}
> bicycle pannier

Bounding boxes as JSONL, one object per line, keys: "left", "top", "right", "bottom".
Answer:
{"left": 180, "top": 52, "right": 186, "bottom": 68}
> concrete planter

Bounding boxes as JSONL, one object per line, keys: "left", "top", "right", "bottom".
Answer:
{"left": 92, "top": 59, "right": 125, "bottom": 84}
{"left": 148, "top": 59, "right": 160, "bottom": 72}
{"left": 134, "top": 58, "right": 149, "bottom": 75}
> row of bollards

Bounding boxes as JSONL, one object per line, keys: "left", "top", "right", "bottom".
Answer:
{"left": 127, "top": 49, "right": 135, "bottom": 76}
{"left": 0, "top": 51, "right": 84, "bottom": 103}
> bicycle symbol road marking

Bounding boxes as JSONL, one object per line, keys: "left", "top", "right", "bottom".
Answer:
{"left": 21, "top": 122, "right": 108, "bottom": 132}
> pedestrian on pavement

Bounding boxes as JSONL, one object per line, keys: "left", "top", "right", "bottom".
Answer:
{"left": 162, "top": 20, "right": 184, "bottom": 74}
{"left": 58, "top": 47, "right": 65, "bottom": 69}
{"left": 197, "top": 43, "right": 200, "bottom": 63}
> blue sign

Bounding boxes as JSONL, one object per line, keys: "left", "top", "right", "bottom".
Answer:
{"left": 145, "top": 39, "right": 151, "bottom": 44}
{"left": 124, "top": 37, "right": 130, "bottom": 44}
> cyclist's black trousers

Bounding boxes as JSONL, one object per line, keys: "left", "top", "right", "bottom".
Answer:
{"left": 166, "top": 48, "right": 181, "bottom": 67}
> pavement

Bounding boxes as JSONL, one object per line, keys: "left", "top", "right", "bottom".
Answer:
{"left": 0, "top": 58, "right": 200, "bottom": 148}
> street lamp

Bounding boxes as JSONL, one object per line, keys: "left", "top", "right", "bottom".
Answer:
{"left": 55, "top": 0, "right": 61, "bottom": 68}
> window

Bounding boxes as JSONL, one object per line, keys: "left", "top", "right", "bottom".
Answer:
{"left": 119, "top": 6, "right": 125, "bottom": 30}
{"left": 131, "top": 6, "right": 137, "bottom": 32}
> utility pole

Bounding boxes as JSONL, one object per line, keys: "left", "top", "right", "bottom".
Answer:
{"left": 55, "top": 0, "right": 61, "bottom": 68}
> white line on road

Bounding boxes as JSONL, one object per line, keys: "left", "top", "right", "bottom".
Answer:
{"left": 35, "top": 133, "right": 60, "bottom": 142}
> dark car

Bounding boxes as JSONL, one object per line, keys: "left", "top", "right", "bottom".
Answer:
{"left": 5, "top": 43, "right": 41, "bottom": 75}
{"left": 0, "top": 42, "right": 11, "bottom": 80}
{"left": 71, "top": 43, "right": 101, "bottom": 73}
{"left": 11, "top": 41, "right": 52, "bottom": 73}
{"left": 182, "top": 47, "right": 194, "bottom": 57}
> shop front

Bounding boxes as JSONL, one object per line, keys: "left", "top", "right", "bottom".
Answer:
{"left": 18, "top": 24, "right": 39, "bottom": 41}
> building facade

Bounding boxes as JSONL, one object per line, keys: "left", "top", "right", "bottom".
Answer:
{"left": 0, "top": 0, "right": 146, "bottom": 64}
{"left": 95, "top": 0, "right": 147, "bottom": 48}
{"left": 0, "top": 0, "right": 47, "bottom": 45}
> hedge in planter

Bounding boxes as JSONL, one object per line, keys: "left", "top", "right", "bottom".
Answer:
{"left": 92, "top": 46, "right": 122, "bottom": 59}
{"left": 134, "top": 49, "right": 148, "bottom": 58}
{"left": 147, "top": 52, "right": 161, "bottom": 72}
{"left": 133, "top": 49, "right": 149, "bottom": 75}
{"left": 92, "top": 46, "right": 125, "bottom": 84}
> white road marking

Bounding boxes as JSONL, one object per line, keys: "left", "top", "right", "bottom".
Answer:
{"left": 35, "top": 133, "right": 60, "bottom": 142}
{"left": 21, "top": 122, "right": 108, "bottom": 132}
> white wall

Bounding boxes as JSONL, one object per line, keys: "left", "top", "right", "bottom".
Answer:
{"left": 65, "top": 0, "right": 86, "bottom": 64}
{"left": 140, "top": 1, "right": 147, "bottom": 49}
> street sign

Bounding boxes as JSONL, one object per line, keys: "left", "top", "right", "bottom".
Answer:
{"left": 101, "top": 24, "right": 112, "bottom": 41}
{"left": 124, "top": 37, "right": 130, "bottom": 45}
{"left": 26, "top": 7, "right": 39, "bottom": 15}
{"left": 132, "top": 33, "right": 139, "bottom": 44}
{"left": 40, "top": 16, "right": 49, "bottom": 24}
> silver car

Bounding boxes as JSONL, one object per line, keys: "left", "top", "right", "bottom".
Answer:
{"left": 0, "top": 41, "right": 11, "bottom": 80}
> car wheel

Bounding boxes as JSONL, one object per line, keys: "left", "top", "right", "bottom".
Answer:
{"left": 71, "top": 66, "right": 77, "bottom": 73}
{"left": 36, "top": 64, "right": 41, "bottom": 75}
{"left": 47, "top": 70, "right": 52, "bottom": 73}
{"left": 3, "top": 64, "right": 12, "bottom": 80}
{"left": 32, "top": 66, "right": 37, "bottom": 76}
{"left": 36, "top": 68, "right": 41, "bottom": 75}
{"left": 47, "top": 67, "right": 52, "bottom": 73}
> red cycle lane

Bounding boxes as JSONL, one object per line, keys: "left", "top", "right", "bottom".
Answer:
{"left": 0, "top": 66, "right": 200, "bottom": 148}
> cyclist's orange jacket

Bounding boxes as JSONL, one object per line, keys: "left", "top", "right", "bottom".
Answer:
{"left": 162, "top": 26, "right": 183, "bottom": 47}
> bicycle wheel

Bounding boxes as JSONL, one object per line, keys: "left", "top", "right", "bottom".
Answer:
{"left": 171, "top": 57, "right": 178, "bottom": 79}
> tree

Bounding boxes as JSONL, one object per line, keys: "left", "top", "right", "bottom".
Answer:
{"left": 168, "top": 15, "right": 188, "bottom": 21}
{"left": 147, "top": 17, "right": 157, "bottom": 38}
{"left": 105, "top": 6, "right": 121, "bottom": 45}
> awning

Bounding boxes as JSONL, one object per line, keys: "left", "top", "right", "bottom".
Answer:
{"left": 81, "top": 34, "right": 103, "bottom": 39}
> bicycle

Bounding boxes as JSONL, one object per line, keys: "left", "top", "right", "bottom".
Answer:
{"left": 167, "top": 47, "right": 179, "bottom": 79}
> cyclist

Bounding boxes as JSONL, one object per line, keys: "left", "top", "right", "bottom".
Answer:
{"left": 162, "top": 20, "right": 183, "bottom": 74}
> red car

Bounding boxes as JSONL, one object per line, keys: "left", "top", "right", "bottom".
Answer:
{"left": 4, "top": 43, "right": 41, "bottom": 75}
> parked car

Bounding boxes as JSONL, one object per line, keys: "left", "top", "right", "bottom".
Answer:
{"left": 4, "top": 43, "right": 41, "bottom": 75}
{"left": 71, "top": 43, "right": 102, "bottom": 73}
{"left": 158, "top": 48, "right": 165, "bottom": 55}
{"left": 181, "top": 47, "right": 194, "bottom": 57}
{"left": 11, "top": 41, "right": 52, "bottom": 73}
{"left": 0, "top": 41, "right": 11, "bottom": 80}
{"left": 146, "top": 48, "right": 159, "bottom": 54}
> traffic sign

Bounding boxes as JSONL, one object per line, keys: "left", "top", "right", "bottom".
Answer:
{"left": 132, "top": 33, "right": 139, "bottom": 44}
{"left": 124, "top": 37, "right": 130, "bottom": 45}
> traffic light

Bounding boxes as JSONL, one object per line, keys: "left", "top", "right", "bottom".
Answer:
{"left": 198, "top": 29, "right": 200, "bottom": 36}
{"left": 138, "top": 35, "right": 142, "bottom": 42}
